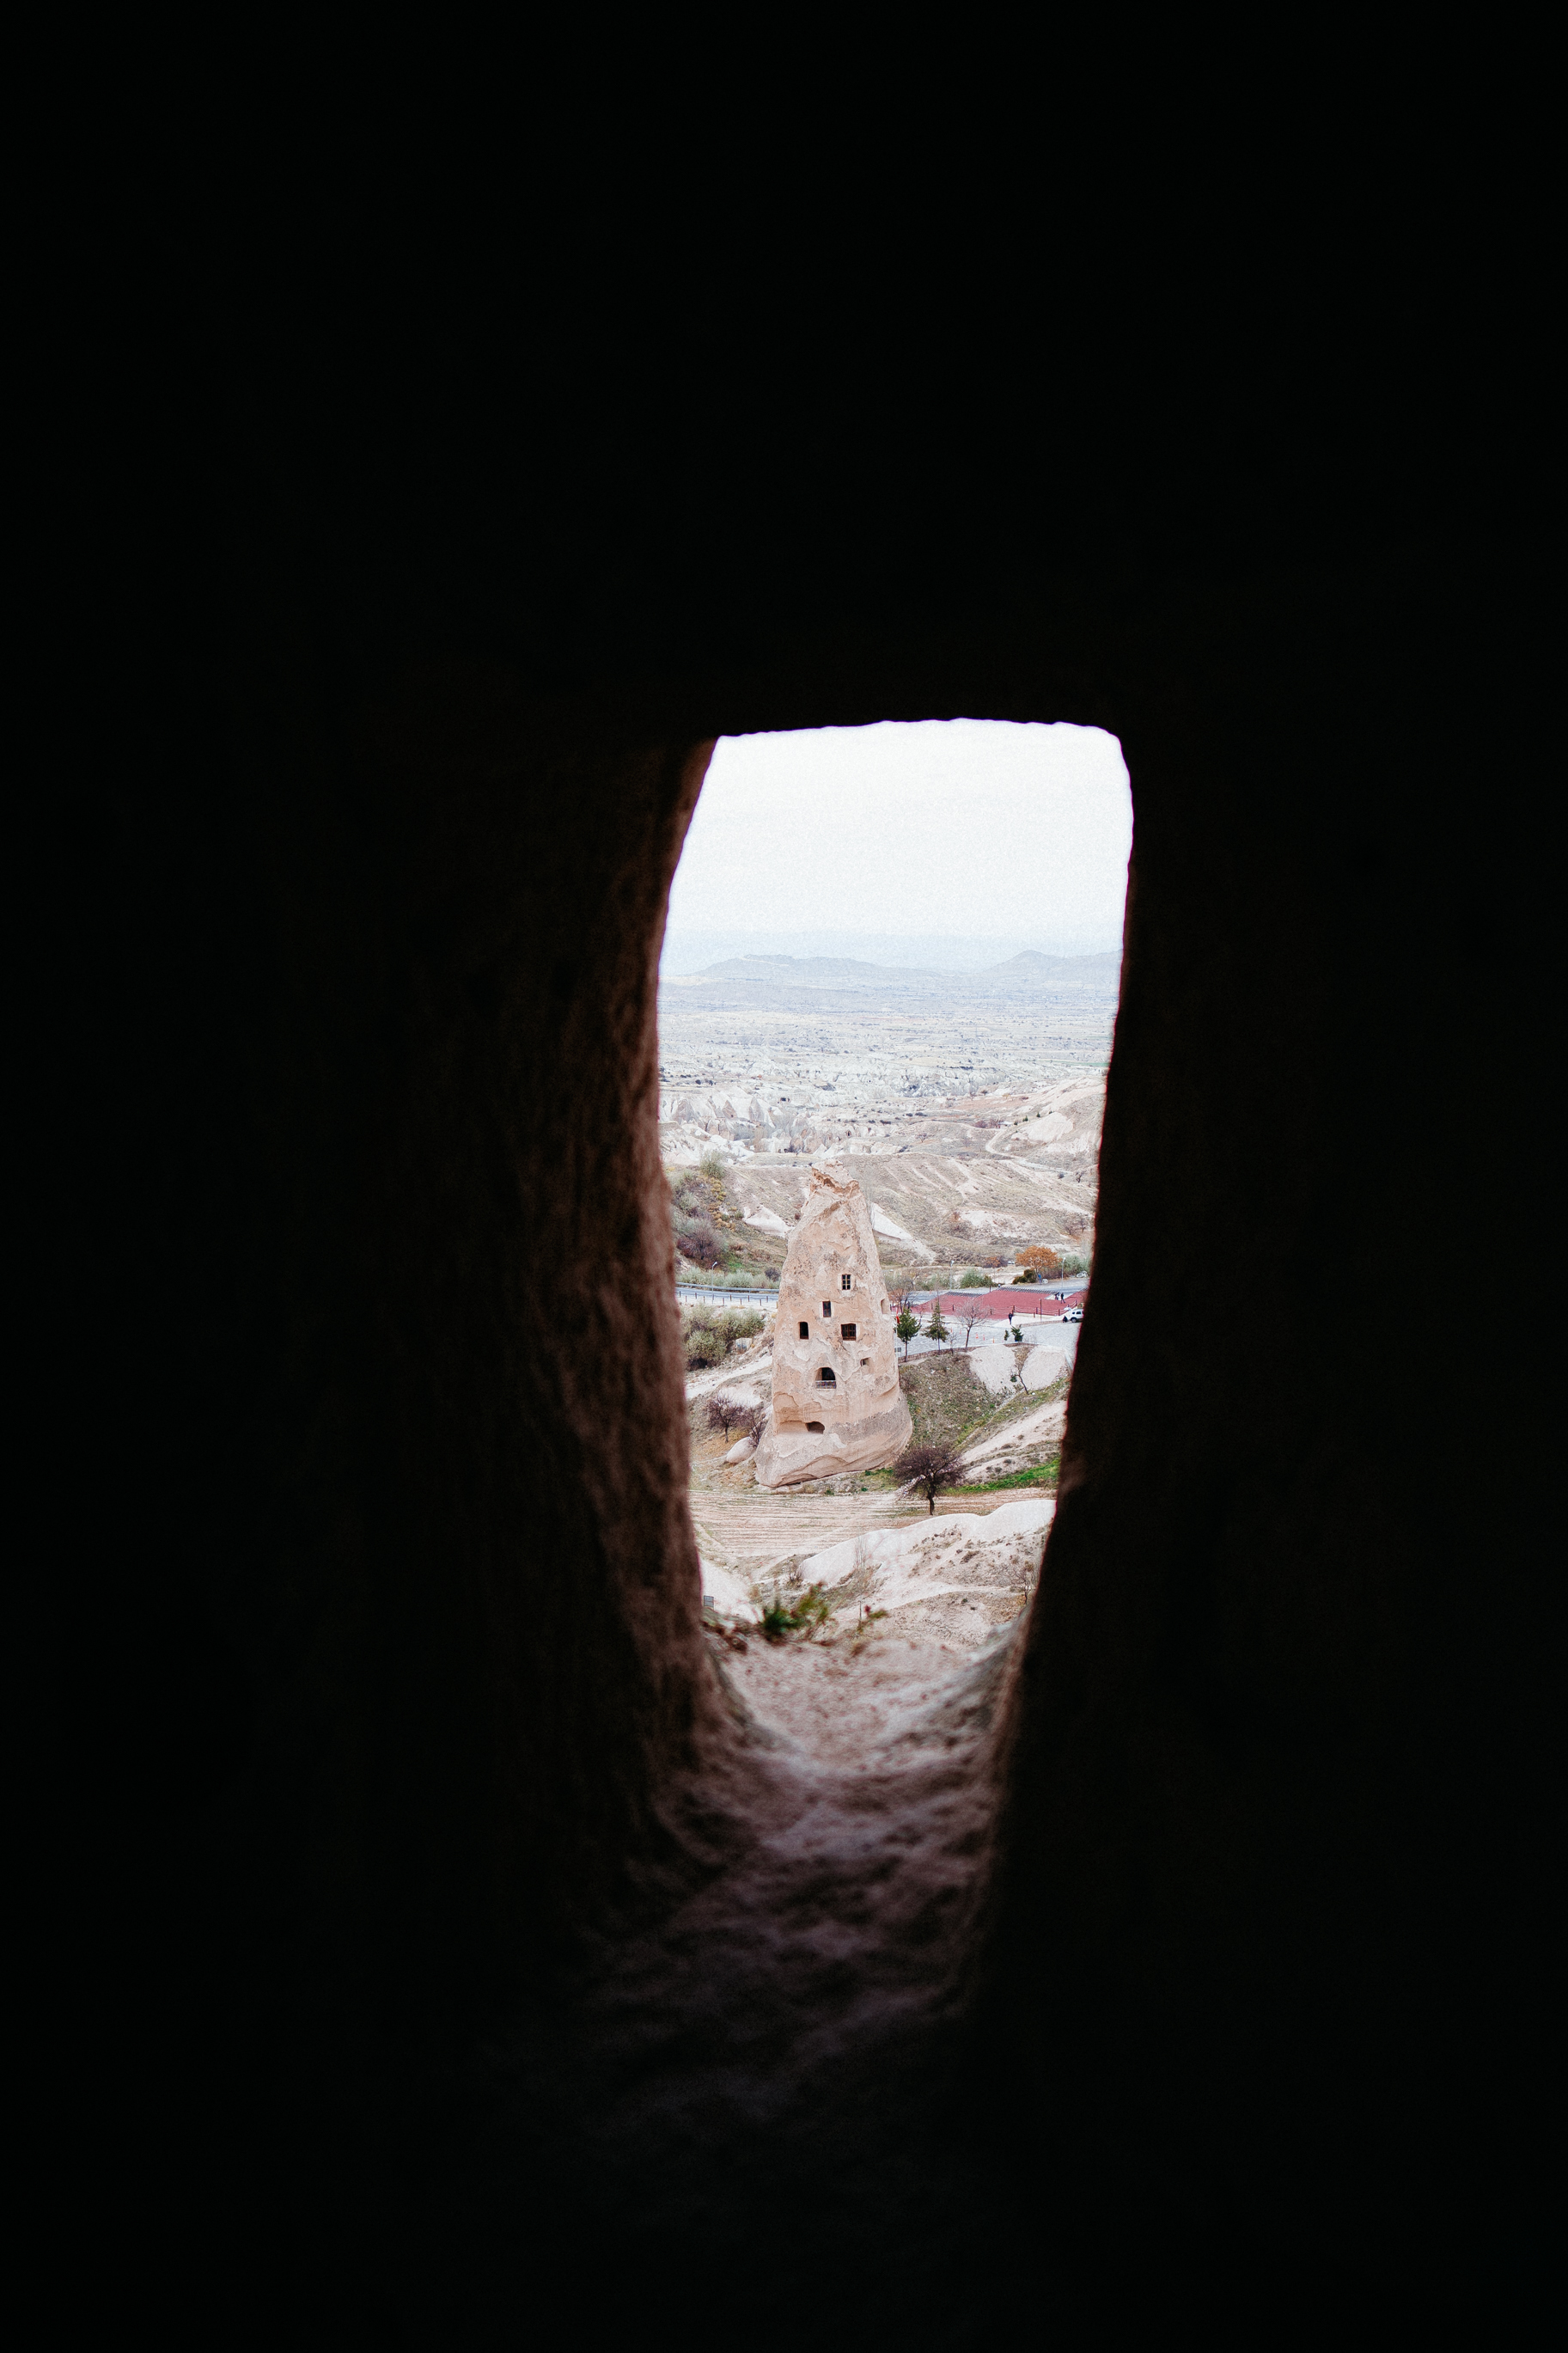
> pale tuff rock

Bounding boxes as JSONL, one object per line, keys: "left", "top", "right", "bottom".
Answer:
{"left": 869, "top": 1203, "right": 916, "bottom": 1243}
{"left": 960, "top": 1397, "right": 1066, "bottom": 1471}
{"left": 970, "top": 1345, "right": 1022, "bottom": 1397}
{"left": 796, "top": 1497, "right": 1055, "bottom": 1647}
{"left": 753, "top": 1168, "right": 912, "bottom": 1488}
{"left": 698, "top": 1556, "right": 761, "bottom": 1622}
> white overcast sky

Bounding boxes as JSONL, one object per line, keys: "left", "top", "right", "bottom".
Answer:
{"left": 664, "top": 721, "right": 1132, "bottom": 969}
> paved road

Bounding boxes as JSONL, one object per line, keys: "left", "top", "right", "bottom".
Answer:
{"left": 674, "top": 1282, "right": 1082, "bottom": 1364}
{"left": 675, "top": 1284, "right": 779, "bottom": 1309}
{"left": 900, "top": 1317, "right": 1078, "bottom": 1363}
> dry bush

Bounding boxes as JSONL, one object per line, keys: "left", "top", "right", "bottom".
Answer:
{"left": 705, "top": 1394, "right": 763, "bottom": 1442}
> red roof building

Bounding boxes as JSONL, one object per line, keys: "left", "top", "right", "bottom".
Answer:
{"left": 923, "top": 1285, "right": 1086, "bottom": 1321}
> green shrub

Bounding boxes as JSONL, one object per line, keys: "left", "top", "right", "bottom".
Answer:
{"left": 681, "top": 1305, "right": 765, "bottom": 1369}
{"left": 759, "top": 1582, "right": 834, "bottom": 1641}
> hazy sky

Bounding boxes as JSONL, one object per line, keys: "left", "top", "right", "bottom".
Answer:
{"left": 666, "top": 721, "right": 1132, "bottom": 966}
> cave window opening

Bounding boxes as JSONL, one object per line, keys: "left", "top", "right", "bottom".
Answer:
{"left": 660, "top": 716, "right": 1130, "bottom": 1617}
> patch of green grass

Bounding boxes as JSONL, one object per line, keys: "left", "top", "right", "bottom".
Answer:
{"left": 951, "top": 1458, "right": 1060, "bottom": 1494}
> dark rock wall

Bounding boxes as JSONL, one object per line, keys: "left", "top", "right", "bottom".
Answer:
{"left": 99, "top": 272, "right": 1546, "bottom": 2332}
{"left": 977, "top": 588, "right": 1549, "bottom": 2283}
{"left": 228, "top": 699, "right": 730, "bottom": 2048}
{"left": 196, "top": 584, "right": 1544, "bottom": 2324}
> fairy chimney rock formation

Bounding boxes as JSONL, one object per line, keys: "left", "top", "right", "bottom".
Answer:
{"left": 754, "top": 1167, "right": 912, "bottom": 1488}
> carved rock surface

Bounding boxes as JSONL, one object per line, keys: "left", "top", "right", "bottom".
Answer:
{"left": 754, "top": 1168, "right": 912, "bottom": 1488}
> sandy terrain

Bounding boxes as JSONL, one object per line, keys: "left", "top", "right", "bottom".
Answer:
{"left": 657, "top": 951, "right": 1113, "bottom": 1264}
{"left": 697, "top": 1468, "right": 1052, "bottom": 1641}
{"left": 959, "top": 1395, "right": 1067, "bottom": 1475}
{"left": 717, "top": 1623, "right": 1013, "bottom": 1767}
{"left": 692, "top": 1485, "right": 924, "bottom": 1578}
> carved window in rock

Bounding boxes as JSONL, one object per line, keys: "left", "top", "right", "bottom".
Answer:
{"left": 798, "top": 1321, "right": 809, "bottom": 1340}
{"left": 841, "top": 1323, "right": 857, "bottom": 1340}
{"left": 817, "top": 1366, "right": 837, "bottom": 1384}
{"left": 822, "top": 1300, "right": 832, "bottom": 1317}
{"left": 807, "top": 1420, "right": 825, "bottom": 1433}
{"left": 840, "top": 1274, "right": 852, "bottom": 1291}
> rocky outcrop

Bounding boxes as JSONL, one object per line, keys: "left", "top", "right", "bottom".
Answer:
{"left": 753, "top": 1168, "right": 912, "bottom": 1487}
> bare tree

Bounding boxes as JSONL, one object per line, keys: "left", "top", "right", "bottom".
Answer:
{"left": 894, "top": 1441, "right": 965, "bottom": 1515}
{"left": 706, "top": 1394, "right": 762, "bottom": 1445}
{"left": 950, "top": 1295, "right": 985, "bottom": 1351}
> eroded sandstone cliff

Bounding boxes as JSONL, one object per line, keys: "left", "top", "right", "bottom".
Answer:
{"left": 754, "top": 1167, "right": 912, "bottom": 1487}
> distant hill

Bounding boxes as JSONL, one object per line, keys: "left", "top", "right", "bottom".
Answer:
{"left": 972, "top": 950, "right": 1122, "bottom": 988}
{"left": 667, "top": 950, "right": 1121, "bottom": 991}
{"left": 679, "top": 955, "right": 929, "bottom": 985}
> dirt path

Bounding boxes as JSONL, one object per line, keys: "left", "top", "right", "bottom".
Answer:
{"left": 717, "top": 1624, "right": 1003, "bottom": 1764}
{"left": 689, "top": 1482, "right": 1034, "bottom": 1574}
{"left": 689, "top": 1488, "right": 924, "bottom": 1571}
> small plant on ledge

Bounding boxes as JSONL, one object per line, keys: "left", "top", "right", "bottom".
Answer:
{"left": 759, "top": 1582, "right": 834, "bottom": 1641}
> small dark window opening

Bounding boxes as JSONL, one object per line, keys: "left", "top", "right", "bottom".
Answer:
{"left": 842, "top": 1323, "right": 857, "bottom": 1340}
{"left": 798, "top": 1321, "right": 809, "bottom": 1340}
{"left": 840, "top": 1274, "right": 852, "bottom": 1291}
{"left": 817, "top": 1366, "right": 836, "bottom": 1384}
{"left": 806, "top": 1420, "right": 825, "bottom": 1433}
{"left": 822, "top": 1300, "right": 832, "bottom": 1317}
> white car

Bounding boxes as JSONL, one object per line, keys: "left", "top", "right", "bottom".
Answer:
{"left": 1062, "top": 1306, "right": 1083, "bottom": 1323}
